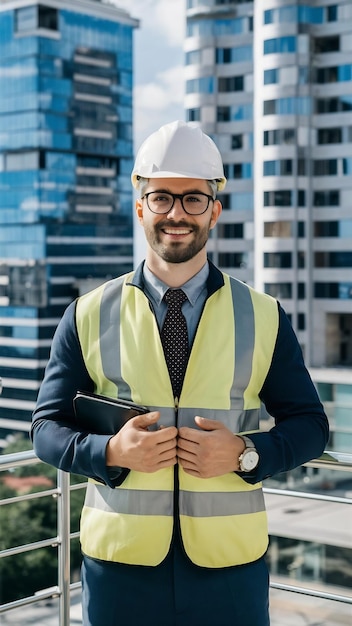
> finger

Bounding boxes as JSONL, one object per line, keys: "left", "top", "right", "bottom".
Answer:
{"left": 178, "top": 426, "right": 202, "bottom": 443}
{"left": 194, "top": 416, "right": 224, "bottom": 431}
{"left": 132, "top": 411, "right": 160, "bottom": 429}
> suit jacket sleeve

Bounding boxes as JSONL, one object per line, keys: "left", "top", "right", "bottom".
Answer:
{"left": 244, "top": 304, "right": 329, "bottom": 484}
{"left": 31, "top": 301, "right": 120, "bottom": 487}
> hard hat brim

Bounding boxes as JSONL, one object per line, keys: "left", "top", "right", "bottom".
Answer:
{"left": 132, "top": 171, "right": 226, "bottom": 191}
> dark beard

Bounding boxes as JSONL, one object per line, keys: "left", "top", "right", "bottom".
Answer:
{"left": 152, "top": 221, "right": 209, "bottom": 264}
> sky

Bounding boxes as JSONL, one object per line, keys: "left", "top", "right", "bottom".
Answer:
{"left": 112, "top": 0, "right": 186, "bottom": 149}
{"left": 109, "top": 0, "right": 186, "bottom": 263}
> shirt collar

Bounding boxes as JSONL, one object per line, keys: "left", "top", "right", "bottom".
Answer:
{"left": 143, "top": 262, "right": 209, "bottom": 307}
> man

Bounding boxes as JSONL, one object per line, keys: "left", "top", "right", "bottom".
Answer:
{"left": 31, "top": 120, "right": 329, "bottom": 626}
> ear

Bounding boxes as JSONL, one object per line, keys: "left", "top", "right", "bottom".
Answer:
{"left": 209, "top": 199, "right": 222, "bottom": 230}
{"left": 135, "top": 198, "right": 144, "bottom": 224}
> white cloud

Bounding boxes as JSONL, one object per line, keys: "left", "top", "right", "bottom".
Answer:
{"left": 115, "top": 0, "right": 185, "bottom": 47}
{"left": 133, "top": 64, "right": 184, "bottom": 145}
{"left": 112, "top": 0, "right": 186, "bottom": 144}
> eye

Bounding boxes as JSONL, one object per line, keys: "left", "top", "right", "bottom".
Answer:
{"left": 150, "top": 193, "right": 171, "bottom": 203}
{"left": 184, "top": 194, "right": 202, "bottom": 203}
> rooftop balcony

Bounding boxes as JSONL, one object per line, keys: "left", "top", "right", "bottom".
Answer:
{"left": 0, "top": 449, "right": 351, "bottom": 626}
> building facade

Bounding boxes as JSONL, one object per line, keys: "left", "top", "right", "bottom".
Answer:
{"left": 0, "top": 0, "right": 138, "bottom": 429}
{"left": 184, "top": 0, "right": 352, "bottom": 451}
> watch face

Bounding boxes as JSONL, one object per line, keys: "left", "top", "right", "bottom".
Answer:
{"left": 242, "top": 449, "right": 259, "bottom": 471}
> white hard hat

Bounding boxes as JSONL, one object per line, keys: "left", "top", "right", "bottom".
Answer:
{"left": 131, "top": 120, "right": 227, "bottom": 191}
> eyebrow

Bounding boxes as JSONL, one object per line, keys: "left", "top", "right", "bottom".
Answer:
{"left": 148, "top": 188, "right": 208, "bottom": 195}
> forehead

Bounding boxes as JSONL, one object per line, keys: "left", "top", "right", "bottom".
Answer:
{"left": 146, "top": 177, "right": 210, "bottom": 193}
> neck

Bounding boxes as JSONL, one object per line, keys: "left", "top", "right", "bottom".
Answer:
{"left": 145, "top": 250, "right": 207, "bottom": 288}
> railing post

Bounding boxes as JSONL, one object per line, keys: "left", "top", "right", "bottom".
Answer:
{"left": 57, "top": 469, "right": 71, "bottom": 626}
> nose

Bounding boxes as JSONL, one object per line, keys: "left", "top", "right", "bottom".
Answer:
{"left": 166, "top": 196, "right": 185, "bottom": 219}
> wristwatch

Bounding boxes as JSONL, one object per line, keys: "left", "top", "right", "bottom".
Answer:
{"left": 238, "top": 435, "right": 259, "bottom": 472}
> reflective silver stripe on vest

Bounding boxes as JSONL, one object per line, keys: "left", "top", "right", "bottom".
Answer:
{"left": 178, "top": 407, "right": 260, "bottom": 433}
{"left": 99, "top": 278, "right": 132, "bottom": 397}
{"left": 85, "top": 482, "right": 173, "bottom": 516}
{"left": 229, "top": 277, "right": 255, "bottom": 411}
{"left": 179, "top": 487, "right": 265, "bottom": 517}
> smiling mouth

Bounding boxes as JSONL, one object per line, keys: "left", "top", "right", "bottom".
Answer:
{"left": 162, "top": 228, "right": 192, "bottom": 235}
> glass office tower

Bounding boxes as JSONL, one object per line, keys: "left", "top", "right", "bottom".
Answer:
{"left": 0, "top": 0, "right": 138, "bottom": 429}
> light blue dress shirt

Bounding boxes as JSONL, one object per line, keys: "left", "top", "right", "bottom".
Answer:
{"left": 142, "top": 262, "right": 209, "bottom": 347}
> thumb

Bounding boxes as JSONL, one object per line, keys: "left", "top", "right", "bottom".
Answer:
{"left": 133, "top": 411, "right": 160, "bottom": 429}
{"left": 194, "top": 416, "right": 223, "bottom": 431}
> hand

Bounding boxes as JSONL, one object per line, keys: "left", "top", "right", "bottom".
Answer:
{"left": 106, "top": 411, "right": 178, "bottom": 473}
{"left": 177, "top": 417, "right": 245, "bottom": 478}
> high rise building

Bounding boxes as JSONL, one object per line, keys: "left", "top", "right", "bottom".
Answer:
{"left": 185, "top": 0, "right": 352, "bottom": 449}
{"left": 185, "top": 0, "right": 352, "bottom": 368}
{"left": 0, "top": 0, "right": 138, "bottom": 430}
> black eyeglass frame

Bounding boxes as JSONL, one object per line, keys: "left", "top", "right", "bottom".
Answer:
{"left": 142, "top": 191, "right": 215, "bottom": 215}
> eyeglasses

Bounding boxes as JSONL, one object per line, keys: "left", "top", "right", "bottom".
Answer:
{"left": 142, "top": 191, "right": 214, "bottom": 215}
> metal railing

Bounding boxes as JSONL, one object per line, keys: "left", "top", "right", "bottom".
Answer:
{"left": 0, "top": 449, "right": 351, "bottom": 625}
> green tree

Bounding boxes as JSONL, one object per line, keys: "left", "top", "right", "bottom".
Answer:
{"left": 0, "top": 434, "right": 86, "bottom": 603}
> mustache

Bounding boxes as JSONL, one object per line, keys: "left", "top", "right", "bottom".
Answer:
{"left": 156, "top": 220, "right": 195, "bottom": 230}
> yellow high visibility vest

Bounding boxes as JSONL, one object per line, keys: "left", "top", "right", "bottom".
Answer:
{"left": 76, "top": 270, "right": 279, "bottom": 567}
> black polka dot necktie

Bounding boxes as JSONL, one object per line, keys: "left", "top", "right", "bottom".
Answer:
{"left": 160, "top": 289, "right": 189, "bottom": 400}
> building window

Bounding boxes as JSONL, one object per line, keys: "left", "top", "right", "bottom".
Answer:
{"left": 297, "top": 252, "right": 305, "bottom": 268}
{"left": 263, "top": 160, "right": 292, "bottom": 176}
{"left": 315, "top": 252, "right": 352, "bottom": 268}
{"left": 316, "top": 65, "right": 352, "bottom": 83}
{"left": 264, "top": 221, "right": 292, "bottom": 237}
{"left": 264, "top": 69, "right": 278, "bottom": 84}
{"left": 264, "top": 97, "right": 311, "bottom": 116}
{"left": 313, "top": 159, "right": 338, "bottom": 176}
{"left": 297, "top": 313, "right": 306, "bottom": 330}
{"left": 264, "top": 190, "right": 292, "bottom": 207}
{"left": 225, "top": 163, "right": 252, "bottom": 180}
{"left": 264, "top": 252, "right": 292, "bottom": 268}
{"left": 186, "top": 76, "right": 214, "bottom": 94}
{"left": 217, "top": 105, "right": 252, "bottom": 122}
{"left": 15, "top": 5, "right": 58, "bottom": 33}
{"left": 232, "top": 193, "right": 253, "bottom": 210}
{"left": 317, "top": 128, "right": 342, "bottom": 144}
{"left": 185, "top": 50, "right": 202, "bottom": 65}
{"left": 218, "top": 252, "right": 247, "bottom": 268}
{"left": 315, "top": 283, "right": 352, "bottom": 299}
{"left": 327, "top": 5, "right": 338, "bottom": 22}
{"left": 264, "top": 128, "right": 296, "bottom": 145}
{"left": 298, "top": 283, "right": 306, "bottom": 299}
{"left": 316, "top": 66, "right": 338, "bottom": 83}
{"left": 342, "top": 158, "right": 352, "bottom": 175}
{"left": 297, "top": 159, "right": 307, "bottom": 176}
{"left": 314, "top": 36, "right": 340, "bottom": 53}
{"left": 264, "top": 6, "right": 323, "bottom": 24}
{"left": 217, "top": 106, "right": 231, "bottom": 122}
{"left": 186, "top": 108, "right": 201, "bottom": 122}
{"left": 218, "top": 193, "right": 230, "bottom": 210}
{"left": 7, "top": 263, "right": 47, "bottom": 307}
{"left": 216, "top": 46, "right": 252, "bottom": 64}
{"left": 314, "top": 220, "right": 352, "bottom": 237}
{"left": 216, "top": 223, "right": 243, "bottom": 239}
{"left": 265, "top": 283, "right": 292, "bottom": 298}
{"left": 313, "top": 190, "right": 339, "bottom": 206}
{"left": 5, "top": 151, "right": 39, "bottom": 171}
{"left": 264, "top": 36, "right": 296, "bottom": 55}
{"left": 314, "top": 221, "right": 338, "bottom": 237}
{"left": 218, "top": 76, "right": 244, "bottom": 92}
{"left": 298, "top": 221, "right": 305, "bottom": 237}
{"left": 231, "top": 134, "right": 243, "bottom": 149}
{"left": 316, "top": 96, "right": 352, "bottom": 113}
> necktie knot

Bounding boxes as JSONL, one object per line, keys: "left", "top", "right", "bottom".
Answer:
{"left": 164, "top": 288, "right": 188, "bottom": 307}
